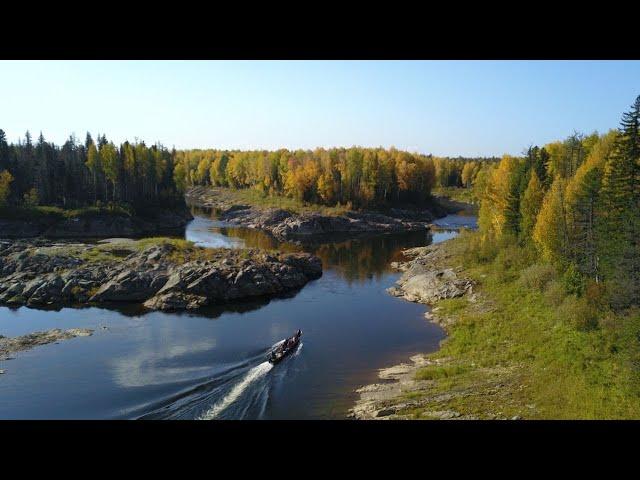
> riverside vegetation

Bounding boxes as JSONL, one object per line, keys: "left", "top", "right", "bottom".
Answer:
{"left": 0, "top": 130, "right": 192, "bottom": 237}
{"left": 353, "top": 95, "right": 640, "bottom": 420}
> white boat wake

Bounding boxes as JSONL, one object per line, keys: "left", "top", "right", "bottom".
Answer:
{"left": 199, "top": 361, "right": 274, "bottom": 420}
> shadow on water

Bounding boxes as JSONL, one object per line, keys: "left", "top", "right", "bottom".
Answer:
{"left": 0, "top": 294, "right": 282, "bottom": 320}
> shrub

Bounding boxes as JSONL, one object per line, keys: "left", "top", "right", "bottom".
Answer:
{"left": 463, "top": 232, "right": 498, "bottom": 264}
{"left": 585, "top": 280, "right": 607, "bottom": 310}
{"left": 494, "top": 243, "right": 533, "bottom": 279}
{"left": 558, "top": 295, "right": 599, "bottom": 331}
{"left": 22, "top": 187, "right": 39, "bottom": 207}
{"left": 603, "top": 275, "right": 637, "bottom": 311}
{"left": 518, "top": 263, "right": 557, "bottom": 292}
{"left": 0, "top": 170, "right": 13, "bottom": 207}
{"left": 544, "top": 279, "right": 566, "bottom": 307}
{"left": 563, "top": 263, "right": 586, "bottom": 297}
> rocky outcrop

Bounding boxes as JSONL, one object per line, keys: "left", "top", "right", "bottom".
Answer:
{"left": 387, "top": 268, "right": 471, "bottom": 304}
{"left": 140, "top": 252, "right": 322, "bottom": 311}
{"left": 0, "top": 207, "right": 193, "bottom": 239}
{"left": 185, "top": 186, "right": 445, "bottom": 241}
{"left": 387, "top": 244, "right": 474, "bottom": 311}
{"left": 0, "top": 240, "right": 322, "bottom": 311}
{"left": 91, "top": 269, "right": 162, "bottom": 302}
{"left": 217, "top": 206, "right": 436, "bottom": 241}
{"left": 0, "top": 328, "right": 94, "bottom": 361}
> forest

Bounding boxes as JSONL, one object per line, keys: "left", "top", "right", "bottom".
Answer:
{"left": 0, "top": 131, "right": 183, "bottom": 215}
{"left": 458, "top": 95, "right": 640, "bottom": 312}
{"left": 395, "top": 96, "right": 640, "bottom": 419}
{"left": 172, "top": 146, "right": 497, "bottom": 209}
{"left": 0, "top": 129, "right": 497, "bottom": 215}
{"left": 3, "top": 92, "right": 638, "bottom": 313}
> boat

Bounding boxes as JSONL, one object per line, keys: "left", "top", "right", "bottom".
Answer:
{"left": 268, "top": 330, "right": 302, "bottom": 364}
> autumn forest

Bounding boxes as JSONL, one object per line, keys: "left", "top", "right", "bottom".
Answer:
{"left": 1, "top": 96, "right": 639, "bottom": 314}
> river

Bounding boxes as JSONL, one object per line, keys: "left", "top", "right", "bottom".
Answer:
{"left": 0, "top": 208, "right": 476, "bottom": 419}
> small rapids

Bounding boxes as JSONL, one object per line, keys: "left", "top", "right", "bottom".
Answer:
{"left": 138, "top": 340, "right": 299, "bottom": 420}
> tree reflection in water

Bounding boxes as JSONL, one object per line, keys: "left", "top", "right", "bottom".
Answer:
{"left": 190, "top": 205, "right": 436, "bottom": 285}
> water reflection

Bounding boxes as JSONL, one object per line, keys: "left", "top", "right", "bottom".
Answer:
{"left": 432, "top": 211, "right": 477, "bottom": 230}
{"left": 111, "top": 334, "right": 217, "bottom": 388}
{"left": 187, "top": 206, "right": 439, "bottom": 285}
{"left": 303, "top": 232, "right": 433, "bottom": 284}
{"left": 0, "top": 207, "right": 477, "bottom": 419}
{"left": 185, "top": 215, "right": 246, "bottom": 249}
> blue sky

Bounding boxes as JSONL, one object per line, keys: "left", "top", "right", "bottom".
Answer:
{"left": 0, "top": 60, "right": 638, "bottom": 156}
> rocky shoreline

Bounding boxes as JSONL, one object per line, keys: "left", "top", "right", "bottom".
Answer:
{"left": 387, "top": 243, "right": 475, "bottom": 321}
{"left": 350, "top": 241, "right": 476, "bottom": 420}
{"left": 0, "top": 239, "right": 322, "bottom": 312}
{"left": 0, "top": 207, "right": 194, "bottom": 239}
{"left": 186, "top": 186, "right": 449, "bottom": 241}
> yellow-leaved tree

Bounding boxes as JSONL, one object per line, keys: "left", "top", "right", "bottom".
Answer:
{"left": 478, "top": 155, "right": 522, "bottom": 244}
{"left": 461, "top": 161, "right": 478, "bottom": 188}
{"left": 519, "top": 170, "right": 545, "bottom": 243}
{"left": 0, "top": 170, "right": 14, "bottom": 207}
{"left": 533, "top": 177, "right": 569, "bottom": 264}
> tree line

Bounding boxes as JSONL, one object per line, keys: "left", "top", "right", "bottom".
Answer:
{"left": 0, "top": 130, "right": 183, "bottom": 213}
{"left": 0, "top": 130, "right": 497, "bottom": 214}
{"left": 434, "top": 156, "right": 500, "bottom": 188}
{"left": 473, "top": 95, "right": 640, "bottom": 309}
{"left": 173, "top": 147, "right": 497, "bottom": 209}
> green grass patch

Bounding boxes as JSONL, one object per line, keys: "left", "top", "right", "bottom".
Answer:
{"left": 35, "top": 237, "right": 224, "bottom": 265}
{"left": 123, "top": 237, "right": 225, "bottom": 264}
{"left": 415, "top": 364, "right": 470, "bottom": 381}
{"left": 219, "top": 187, "right": 352, "bottom": 216}
{"left": 433, "top": 186, "right": 478, "bottom": 205}
{"left": 133, "top": 237, "right": 193, "bottom": 252}
{"left": 400, "top": 232, "right": 640, "bottom": 419}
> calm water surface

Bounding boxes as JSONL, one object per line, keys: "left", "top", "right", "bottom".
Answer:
{"left": 0, "top": 208, "right": 475, "bottom": 419}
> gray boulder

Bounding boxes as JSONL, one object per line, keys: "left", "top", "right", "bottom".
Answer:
{"left": 143, "top": 292, "right": 209, "bottom": 311}
{"left": 90, "top": 269, "right": 161, "bottom": 302}
{"left": 27, "top": 274, "right": 65, "bottom": 306}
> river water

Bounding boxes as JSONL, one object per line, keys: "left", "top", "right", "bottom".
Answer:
{"left": 0, "top": 208, "right": 476, "bottom": 419}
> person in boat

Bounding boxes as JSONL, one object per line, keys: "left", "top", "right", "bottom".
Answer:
{"left": 282, "top": 330, "right": 301, "bottom": 350}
